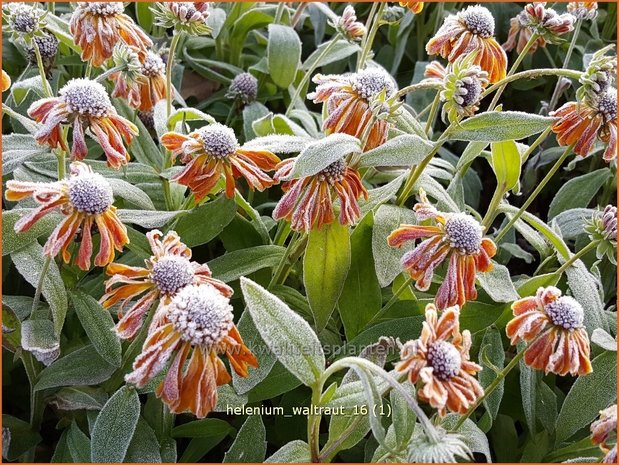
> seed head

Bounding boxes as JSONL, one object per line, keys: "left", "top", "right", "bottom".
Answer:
{"left": 460, "top": 5, "right": 495, "bottom": 38}
{"left": 226, "top": 72, "right": 258, "bottom": 104}
{"left": 68, "top": 172, "right": 114, "bottom": 214}
{"left": 545, "top": 296, "right": 584, "bottom": 330}
{"left": 60, "top": 78, "right": 112, "bottom": 118}
{"left": 141, "top": 52, "right": 166, "bottom": 77}
{"left": 427, "top": 341, "right": 462, "bottom": 380}
{"left": 596, "top": 88, "right": 617, "bottom": 122}
{"left": 8, "top": 3, "right": 39, "bottom": 34}
{"left": 351, "top": 69, "right": 396, "bottom": 101}
{"left": 151, "top": 256, "right": 194, "bottom": 295}
{"left": 444, "top": 213, "right": 483, "bottom": 254}
{"left": 167, "top": 284, "right": 234, "bottom": 347}
{"left": 318, "top": 159, "right": 347, "bottom": 184}
{"left": 138, "top": 110, "right": 155, "bottom": 130}
{"left": 456, "top": 77, "right": 483, "bottom": 107}
{"left": 198, "top": 123, "right": 239, "bottom": 158}
{"left": 27, "top": 32, "right": 59, "bottom": 63}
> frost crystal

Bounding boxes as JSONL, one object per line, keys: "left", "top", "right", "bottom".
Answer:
{"left": 198, "top": 123, "right": 239, "bottom": 158}
{"left": 83, "top": 2, "right": 124, "bottom": 16}
{"left": 151, "top": 256, "right": 194, "bottom": 295}
{"left": 351, "top": 69, "right": 396, "bottom": 100}
{"left": 68, "top": 173, "right": 114, "bottom": 214}
{"left": 545, "top": 296, "right": 585, "bottom": 330}
{"left": 444, "top": 213, "right": 483, "bottom": 254}
{"left": 60, "top": 79, "right": 112, "bottom": 118}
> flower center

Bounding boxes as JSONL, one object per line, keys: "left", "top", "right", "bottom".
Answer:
{"left": 228, "top": 72, "right": 258, "bottom": 103}
{"left": 461, "top": 5, "right": 495, "bottom": 38}
{"left": 31, "top": 33, "right": 59, "bottom": 60}
{"left": 351, "top": 69, "right": 396, "bottom": 100}
{"left": 198, "top": 123, "right": 239, "bottom": 159}
{"left": 458, "top": 78, "right": 483, "bottom": 107}
{"left": 83, "top": 2, "right": 124, "bottom": 16}
{"left": 10, "top": 5, "right": 37, "bottom": 33}
{"left": 60, "top": 78, "right": 112, "bottom": 118}
{"left": 319, "top": 159, "right": 347, "bottom": 184}
{"left": 427, "top": 341, "right": 462, "bottom": 380}
{"left": 151, "top": 256, "right": 194, "bottom": 295}
{"left": 596, "top": 89, "right": 617, "bottom": 122}
{"left": 545, "top": 296, "right": 584, "bottom": 330}
{"left": 168, "top": 284, "right": 234, "bottom": 347}
{"left": 68, "top": 173, "right": 114, "bottom": 214}
{"left": 141, "top": 52, "right": 165, "bottom": 77}
{"left": 444, "top": 213, "right": 483, "bottom": 254}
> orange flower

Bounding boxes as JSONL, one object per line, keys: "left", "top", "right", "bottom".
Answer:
{"left": 28, "top": 78, "right": 138, "bottom": 168}
{"left": 308, "top": 69, "right": 397, "bottom": 151}
{"left": 506, "top": 286, "right": 592, "bottom": 376}
{"left": 5, "top": 162, "right": 128, "bottom": 270}
{"left": 272, "top": 158, "right": 368, "bottom": 232}
{"left": 101, "top": 229, "right": 232, "bottom": 340}
{"left": 160, "top": 123, "right": 280, "bottom": 201}
{"left": 395, "top": 304, "right": 483, "bottom": 416}
{"left": 426, "top": 5, "right": 507, "bottom": 83}
{"left": 70, "top": 2, "right": 152, "bottom": 67}
{"left": 112, "top": 51, "right": 168, "bottom": 112}
{"left": 568, "top": 2, "right": 598, "bottom": 20}
{"left": 399, "top": 2, "right": 424, "bottom": 14}
{"left": 591, "top": 405, "right": 618, "bottom": 463}
{"left": 334, "top": 5, "right": 367, "bottom": 42}
{"left": 387, "top": 189, "right": 496, "bottom": 310}
{"left": 551, "top": 88, "right": 617, "bottom": 162}
{"left": 125, "top": 283, "right": 258, "bottom": 418}
{"left": 1, "top": 69, "right": 10, "bottom": 92}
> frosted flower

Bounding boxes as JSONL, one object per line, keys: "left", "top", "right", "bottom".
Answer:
{"left": 579, "top": 46, "right": 616, "bottom": 97}
{"left": 112, "top": 51, "right": 169, "bottom": 112}
{"left": 101, "top": 230, "right": 232, "bottom": 339}
{"left": 388, "top": 189, "right": 496, "bottom": 309}
{"left": 126, "top": 284, "right": 258, "bottom": 418}
{"left": 3, "top": 3, "right": 47, "bottom": 41}
{"left": 5, "top": 162, "right": 128, "bottom": 270}
{"left": 226, "top": 72, "right": 258, "bottom": 104}
{"left": 568, "top": 2, "right": 598, "bottom": 21}
{"left": 585, "top": 205, "right": 617, "bottom": 264}
{"left": 28, "top": 78, "right": 139, "bottom": 168}
{"left": 153, "top": 2, "right": 212, "bottom": 36}
{"left": 26, "top": 32, "right": 58, "bottom": 78}
{"left": 160, "top": 123, "right": 280, "bottom": 201}
{"left": 333, "top": 6, "right": 367, "bottom": 42}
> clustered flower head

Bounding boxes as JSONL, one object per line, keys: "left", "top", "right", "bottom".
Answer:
{"left": 578, "top": 45, "right": 617, "bottom": 99}
{"left": 153, "top": 2, "right": 212, "bottom": 36}
{"left": 3, "top": 3, "right": 47, "bottom": 42}
{"left": 506, "top": 286, "right": 592, "bottom": 376}
{"left": 70, "top": 2, "right": 153, "bottom": 67}
{"left": 125, "top": 283, "right": 258, "bottom": 418}
{"left": 426, "top": 5, "right": 507, "bottom": 83}
{"left": 388, "top": 189, "right": 496, "bottom": 310}
{"left": 28, "top": 78, "right": 139, "bottom": 168}
{"left": 26, "top": 31, "right": 58, "bottom": 78}
{"left": 309, "top": 68, "right": 398, "bottom": 151}
{"left": 5, "top": 162, "right": 128, "bottom": 270}
{"left": 160, "top": 123, "right": 280, "bottom": 201}
{"left": 396, "top": 304, "right": 484, "bottom": 416}
{"left": 225, "top": 72, "right": 258, "bottom": 105}
{"left": 333, "top": 5, "right": 367, "bottom": 43}
{"left": 101, "top": 230, "right": 233, "bottom": 339}
{"left": 591, "top": 405, "right": 617, "bottom": 463}
{"left": 568, "top": 2, "right": 598, "bottom": 21}
{"left": 585, "top": 205, "right": 617, "bottom": 264}
{"left": 504, "top": 3, "right": 574, "bottom": 54}
{"left": 272, "top": 157, "right": 368, "bottom": 232}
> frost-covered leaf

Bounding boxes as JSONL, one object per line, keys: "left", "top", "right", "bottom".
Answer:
{"left": 359, "top": 134, "right": 431, "bottom": 168}
{"left": 223, "top": 415, "right": 266, "bottom": 463}
{"left": 265, "top": 440, "right": 311, "bottom": 463}
{"left": 67, "top": 422, "right": 91, "bottom": 463}
{"left": 564, "top": 260, "right": 608, "bottom": 334}
{"left": 2, "top": 210, "right": 61, "bottom": 256}
{"left": 241, "top": 277, "right": 325, "bottom": 387}
{"left": 108, "top": 178, "right": 155, "bottom": 210}
{"left": 2, "top": 134, "right": 50, "bottom": 174}
{"left": 451, "top": 112, "right": 555, "bottom": 142}
{"left": 360, "top": 173, "right": 407, "bottom": 214}
{"left": 175, "top": 195, "right": 237, "bottom": 247}
{"left": 441, "top": 415, "right": 492, "bottom": 462}
{"left": 243, "top": 134, "right": 313, "bottom": 153}
{"left": 591, "top": 328, "right": 617, "bottom": 351}
{"left": 553, "top": 208, "right": 595, "bottom": 240}
{"left": 21, "top": 319, "right": 60, "bottom": 366}
{"left": 391, "top": 381, "right": 416, "bottom": 449}
{"left": 304, "top": 39, "right": 359, "bottom": 69}
{"left": 479, "top": 326, "right": 505, "bottom": 424}
{"left": 117, "top": 209, "right": 185, "bottom": 228}
{"left": 548, "top": 169, "right": 612, "bottom": 219}
{"left": 50, "top": 387, "right": 108, "bottom": 411}
{"left": 477, "top": 263, "right": 519, "bottom": 303}
{"left": 208, "top": 245, "right": 286, "bottom": 283}
{"left": 125, "top": 419, "right": 162, "bottom": 463}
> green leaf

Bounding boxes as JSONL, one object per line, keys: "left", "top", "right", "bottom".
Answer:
{"left": 91, "top": 386, "right": 140, "bottom": 463}
{"left": 283, "top": 133, "right": 361, "bottom": 180}
{"left": 553, "top": 208, "right": 594, "bottom": 240}
{"left": 555, "top": 352, "right": 617, "bottom": 444}
{"left": 45, "top": 13, "right": 81, "bottom": 52}
{"left": 338, "top": 213, "right": 381, "bottom": 339}
{"left": 230, "top": 9, "right": 274, "bottom": 66}
{"left": 265, "top": 440, "right": 311, "bottom": 462}
{"left": 2, "top": 134, "right": 49, "bottom": 174}
{"left": 125, "top": 419, "right": 162, "bottom": 463}
{"left": 175, "top": 195, "right": 237, "bottom": 247}
{"left": 107, "top": 178, "right": 155, "bottom": 210}
{"left": 451, "top": 112, "right": 555, "bottom": 142}
{"left": 268, "top": 24, "right": 302, "bottom": 88}
{"left": 172, "top": 418, "right": 232, "bottom": 438}
{"left": 303, "top": 39, "right": 360, "bottom": 69}
{"left": 21, "top": 319, "right": 60, "bottom": 365}
{"left": 167, "top": 107, "right": 216, "bottom": 129}
{"left": 358, "top": 134, "right": 432, "bottom": 168}
{"left": 223, "top": 415, "right": 267, "bottom": 463}
{"left": 50, "top": 387, "right": 108, "bottom": 411}
{"left": 477, "top": 263, "right": 520, "bottom": 303}
{"left": 478, "top": 326, "right": 505, "bottom": 423}
{"left": 241, "top": 277, "right": 326, "bottom": 387}
{"left": 117, "top": 209, "right": 185, "bottom": 229}
{"left": 304, "top": 222, "right": 351, "bottom": 331}
{"left": 441, "top": 415, "right": 492, "bottom": 462}
{"left": 69, "top": 291, "right": 122, "bottom": 367}
{"left": 565, "top": 260, "right": 609, "bottom": 334}
{"left": 208, "top": 245, "right": 286, "bottom": 283}
{"left": 135, "top": 2, "right": 154, "bottom": 32}
{"left": 35, "top": 345, "right": 116, "bottom": 391}
{"left": 2, "top": 415, "right": 42, "bottom": 461}
{"left": 490, "top": 139, "right": 521, "bottom": 192}
{"left": 2, "top": 209, "right": 61, "bottom": 256}
{"left": 11, "top": 75, "right": 44, "bottom": 105}
{"left": 11, "top": 242, "right": 68, "bottom": 337}
{"left": 391, "top": 381, "right": 417, "bottom": 448}
{"left": 519, "top": 342, "right": 540, "bottom": 434}
{"left": 67, "top": 422, "right": 91, "bottom": 463}
{"left": 114, "top": 99, "right": 163, "bottom": 169}
{"left": 548, "top": 168, "right": 612, "bottom": 219}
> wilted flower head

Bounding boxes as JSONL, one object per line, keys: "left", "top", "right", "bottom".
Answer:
{"left": 407, "top": 427, "right": 472, "bottom": 463}
{"left": 70, "top": 2, "right": 153, "bottom": 67}
{"left": 309, "top": 68, "right": 398, "bottom": 151}
{"left": 568, "top": 2, "right": 598, "bottom": 21}
{"left": 28, "top": 78, "right": 139, "bottom": 168}
{"left": 333, "top": 5, "right": 367, "bottom": 42}
{"left": 551, "top": 86, "right": 617, "bottom": 162}
{"left": 506, "top": 286, "right": 592, "bottom": 376}
{"left": 396, "top": 304, "right": 484, "bottom": 416}
{"left": 591, "top": 405, "right": 618, "bottom": 463}
{"left": 5, "top": 162, "right": 128, "bottom": 270}
{"left": 225, "top": 72, "right": 258, "bottom": 105}
{"left": 426, "top": 5, "right": 507, "bottom": 83}
{"left": 399, "top": 2, "right": 424, "bottom": 14}
{"left": 112, "top": 50, "right": 168, "bottom": 112}
{"left": 26, "top": 31, "right": 58, "bottom": 77}
{"left": 153, "top": 2, "right": 212, "bottom": 36}
{"left": 160, "top": 123, "right": 280, "bottom": 201}
{"left": 388, "top": 189, "right": 496, "bottom": 309}
{"left": 585, "top": 205, "right": 617, "bottom": 264}
{"left": 102, "top": 229, "right": 232, "bottom": 339}
{"left": 125, "top": 283, "right": 258, "bottom": 418}
{"left": 3, "top": 3, "right": 47, "bottom": 42}
{"left": 579, "top": 45, "right": 617, "bottom": 98}
{"left": 272, "top": 157, "right": 368, "bottom": 232}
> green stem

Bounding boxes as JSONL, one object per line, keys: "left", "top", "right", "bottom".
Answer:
{"left": 291, "top": 2, "right": 308, "bottom": 28}
{"left": 308, "top": 386, "right": 322, "bottom": 462}
{"left": 494, "top": 144, "right": 574, "bottom": 244}
{"left": 357, "top": 2, "right": 386, "bottom": 70}
{"left": 488, "top": 32, "right": 540, "bottom": 110}
{"left": 357, "top": 2, "right": 378, "bottom": 71}
{"left": 22, "top": 351, "right": 43, "bottom": 461}
{"left": 85, "top": 61, "right": 93, "bottom": 79}
{"left": 554, "top": 240, "right": 599, "bottom": 276}
{"left": 166, "top": 33, "right": 182, "bottom": 118}
{"left": 95, "top": 64, "right": 125, "bottom": 83}
{"left": 521, "top": 126, "right": 553, "bottom": 164}
{"left": 394, "top": 80, "right": 442, "bottom": 100}
{"left": 482, "top": 68, "right": 582, "bottom": 102}
{"left": 31, "top": 256, "right": 51, "bottom": 318}
{"left": 286, "top": 34, "right": 342, "bottom": 116}
{"left": 424, "top": 90, "right": 441, "bottom": 136}
{"left": 32, "top": 39, "right": 52, "bottom": 98}
{"left": 274, "top": 2, "right": 286, "bottom": 24}
{"left": 366, "top": 277, "right": 413, "bottom": 327}
{"left": 481, "top": 185, "right": 505, "bottom": 229}
{"left": 268, "top": 232, "right": 300, "bottom": 289}
{"left": 548, "top": 19, "right": 582, "bottom": 112}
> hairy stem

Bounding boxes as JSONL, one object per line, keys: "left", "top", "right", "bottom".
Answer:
{"left": 32, "top": 39, "right": 52, "bottom": 98}
{"left": 548, "top": 19, "right": 582, "bottom": 111}
{"left": 482, "top": 68, "right": 583, "bottom": 101}
{"left": 554, "top": 240, "right": 600, "bottom": 276}
{"left": 357, "top": 2, "right": 385, "bottom": 70}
